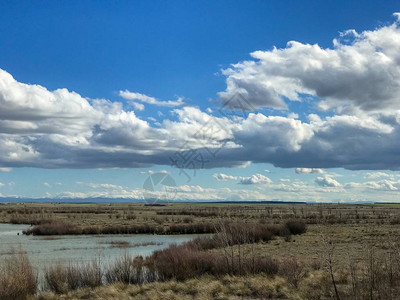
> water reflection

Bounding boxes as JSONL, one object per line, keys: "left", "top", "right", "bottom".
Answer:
{"left": 0, "top": 223, "right": 201, "bottom": 269}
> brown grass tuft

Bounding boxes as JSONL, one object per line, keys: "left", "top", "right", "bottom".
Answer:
{"left": 0, "top": 252, "right": 37, "bottom": 300}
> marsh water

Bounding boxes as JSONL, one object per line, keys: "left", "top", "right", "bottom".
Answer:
{"left": 0, "top": 223, "right": 201, "bottom": 270}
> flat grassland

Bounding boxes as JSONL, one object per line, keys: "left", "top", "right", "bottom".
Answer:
{"left": 0, "top": 202, "right": 399, "bottom": 299}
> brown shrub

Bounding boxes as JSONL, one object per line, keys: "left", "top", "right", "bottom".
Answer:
{"left": 278, "top": 257, "right": 305, "bottom": 288}
{"left": 23, "top": 221, "right": 81, "bottom": 235}
{"left": 44, "top": 259, "right": 103, "bottom": 293}
{"left": 105, "top": 253, "right": 155, "bottom": 284}
{"left": 252, "top": 256, "right": 280, "bottom": 275}
{"left": 149, "top": 238, "right": 279, "bottom": 281}
{"left": 72, "top": 259, "right": 103, "bottom": 289}
{"left": 0, "top": 252, "right": 37, "bottom": 300}
{"left": 184, "top": 222, "right": 285, "bottom": 252}
{"left": 166, "top": 223, "right": 216, "bottom": 234}
{"left": 285, "top": 219, "right": 307, "bottom": 235}
{"left": 149, "top": 245, "right": 228, "bottom": 281}
{"left": 44, "top": 264, "right": 69, "bottom": 294}
{"left": 9, "top": 216, "right": 53, "bottom": 225}
{"left": 185, "top": 235, "right": 222, "bottom": 251}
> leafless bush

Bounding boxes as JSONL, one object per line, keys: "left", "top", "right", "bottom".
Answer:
{"left": 347, "top": 242, "right": 400, "bottom": 300}
{"left": 185, "top": 235, "right": 222, "bottom": 250}
{"left": 44, "top": 259, "right": 103, "bottom": 293}
{"left": 320, "top": 230, "right": 341, "bottom": 300}
{"left": 278, "top": 256, "right": 305, "bottom": 288}
{"left": 149, "top": 241, "right": 279, "bottom": 281}
{"left": 105, "top": 253, "right": 154, "bottom": 284}
{"left": 166, "top": 222, "right": 216, "bottom": 234}
{"left": 9, "top": 216, "right": 53, "bottom": 225}
{"left": 78, "top": 259, "right": 103, "bottom": 288}
{"left": 146, "top": 221, "right": 288, "bottom": 281}
{"left": 24, "top": 221, "right": 81, "bottom": 235}
{"left": 44, "top": 264, "right": 68, "bottom": 294}
{"left": 252, "top": 256, "right": 279, "bottom": 275}
{"left": 285, "top": 219, "right": 307, "bottom": 235}
{"left": 0, "top": 252, "right": 37, "bottom": 300}
{"left": 65, "top": 263, "right": 82, "bottom": 290}
{"left": 149, "top": 245, "right": 225, "bottom": 280}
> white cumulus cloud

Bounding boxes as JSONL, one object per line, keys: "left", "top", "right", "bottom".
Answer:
{"left": 219, "top": 16, "right": 400, "bottom": 113}
{"left": 315, "top": 176, "right": 342, "bottom": 188}
{"left": 119, "top": 90, "right": 185, "bottom": 107}
{"left": 213, "top": 173, "right": 238, "bottom": 181}
{"left": 295, "top": 168, "right": 325, "bottom": 174}
{"left": 239, "top": 173, "right": 272, "bottom": 185}
{"left": 364, "top": 172, "right": 391, "bottom": 179}
{"left": 131, "top": 102, "right": 145, "bottom": 111}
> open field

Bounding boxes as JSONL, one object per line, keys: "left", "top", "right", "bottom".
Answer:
{"left": 1, "top": 202, "right": 400, "bottom": 231}
{"left": 0, "top": 202, "right": 399, "bottom": 299}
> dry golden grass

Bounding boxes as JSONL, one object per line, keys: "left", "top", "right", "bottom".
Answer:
{"left": 36, "top": 274, "right": 300, "bottom": 300}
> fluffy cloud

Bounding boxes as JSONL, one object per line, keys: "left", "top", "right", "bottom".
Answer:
{"left": 234, "top": 114, "right": 313, "bottom": 152}
{"left": 0, "top": 69, "right": 99, "bottom": 137}
{"left": 345, "top": 179, "right": 399, "bottom": 191}
{"left": 213, "top": 172, "right": 272, "bottom": 185}
{"left": 119, "top": 90, "right": 185, "bottom": 107}
{"left": 239, "top": 173, "right": 272, "bottom": 185}
{"left": 315, "top": 176, "right": 342, "bottom": 187}
{"left": 219, "top": 14, "right": 400, "bottom": 113}
{"left": 140, "top": 170, "right": 169, "bottom": 175}
{"left": 0, "top": 168, "right": 11, "bottom": 172}
{"left": 131, "top": 102, "right": 145, "bottom": 111}
{"left": 213, "top": 173, "right": 238, "bottom": 181}
{"left": 295, "top": 168, "right": 324, "bottom": 174}
{"left": 364, "top": 172, "right": 391, "bottom": 179}
{"left": 164, "top": 106, "right": 237, "bottom": 151}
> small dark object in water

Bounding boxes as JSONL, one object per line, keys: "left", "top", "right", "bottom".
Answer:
{"left": 17, "top": 232, "right": 19, "bottom": 235}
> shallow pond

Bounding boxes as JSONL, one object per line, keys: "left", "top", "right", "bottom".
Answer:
{"left": 0, "top": 223, "right": 201, "bottom": 269}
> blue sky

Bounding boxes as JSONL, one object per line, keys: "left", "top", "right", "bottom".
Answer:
{"left": 1, "top": 1, "right": 400, "bottom": 202}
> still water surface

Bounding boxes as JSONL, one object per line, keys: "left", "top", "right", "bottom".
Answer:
{"left": 0, "top": 223, "right": 200, "bottom": 270}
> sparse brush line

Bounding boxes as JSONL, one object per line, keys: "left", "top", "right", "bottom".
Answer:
{"left": 22, "top": 221, "right": 218, "bottom": 236}
{"left": 21, "top": 218, "right": 307, "bottom": 237}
